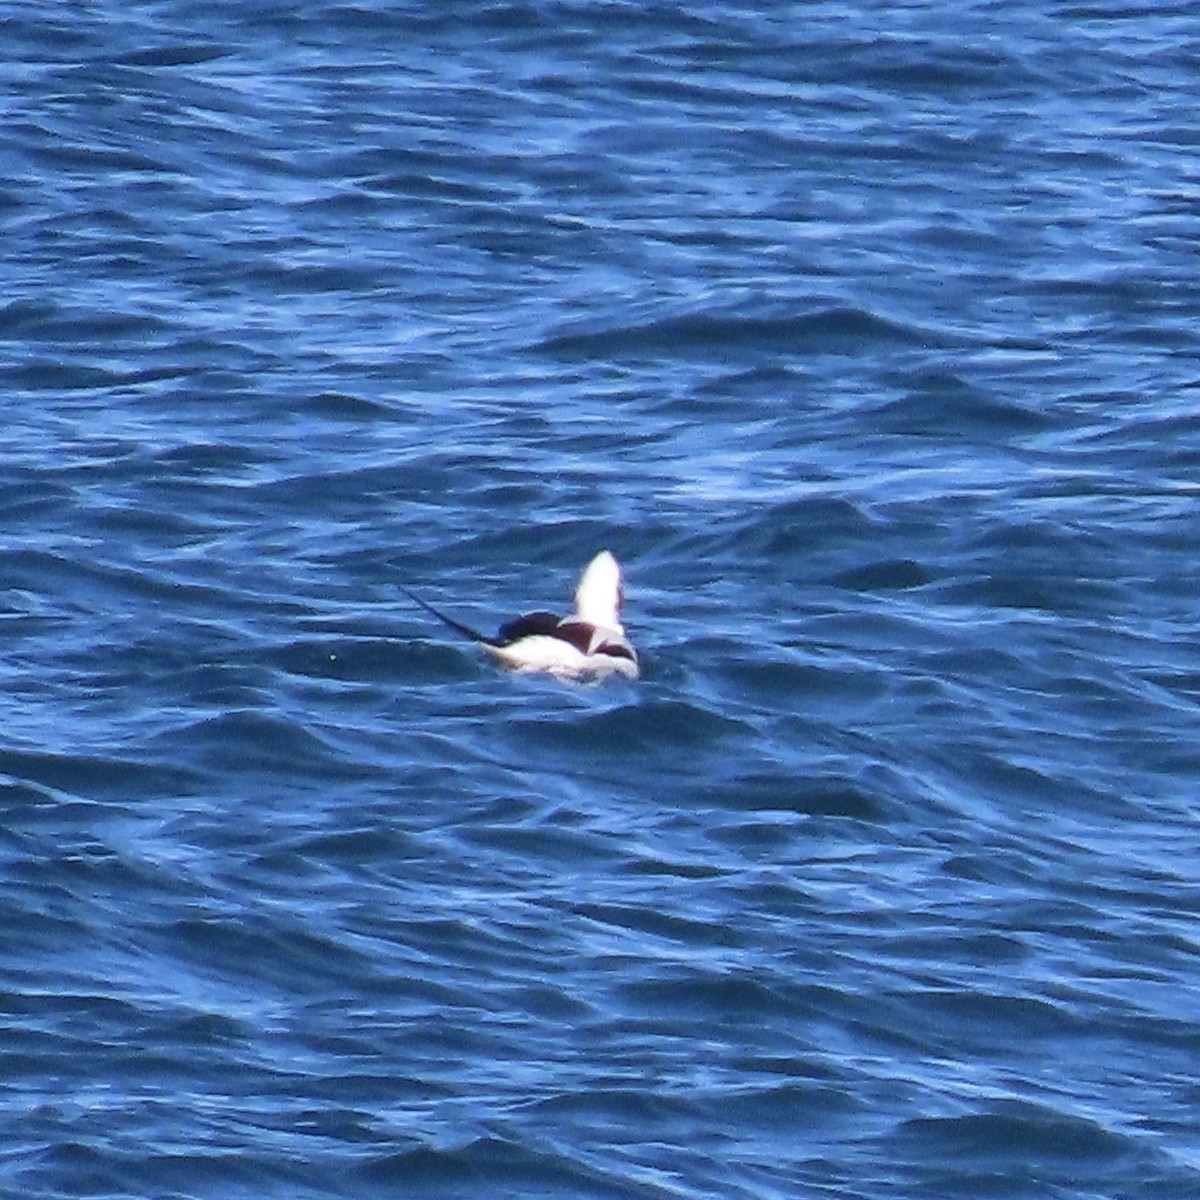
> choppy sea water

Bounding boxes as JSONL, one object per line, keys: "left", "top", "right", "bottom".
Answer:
{"left": 4, "top": 3, "right": 1200, "bottom": 1197}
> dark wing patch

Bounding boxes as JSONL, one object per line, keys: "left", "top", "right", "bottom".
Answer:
{"left": 496, "top": 610, "right": 564, "bottom": 645}
{"left": 551, "top": 620, "right": 601, "bottom": 654}
{"left": 595, "top": 641, "right": 637, "bottom": 664}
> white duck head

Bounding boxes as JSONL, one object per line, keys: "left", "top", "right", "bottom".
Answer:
{"left": 573, "top": 550, "right": 625, "bottom": 631}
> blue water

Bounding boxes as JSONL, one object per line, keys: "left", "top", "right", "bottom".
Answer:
{"left": 3, "top": 2, "right": 1200, "bottom": 1197}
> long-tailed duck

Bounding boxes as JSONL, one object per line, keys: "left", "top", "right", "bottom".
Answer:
{"left": 403, "top": 550, "right": 639, "bottom": 680}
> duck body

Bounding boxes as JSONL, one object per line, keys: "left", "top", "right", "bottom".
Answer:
{"left": 404, "top": 551, "right": 639, "bottom": 681}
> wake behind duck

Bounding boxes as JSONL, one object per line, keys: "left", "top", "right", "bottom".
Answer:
{"left": 403, "top": 550, "right": 640, "bottom": 680}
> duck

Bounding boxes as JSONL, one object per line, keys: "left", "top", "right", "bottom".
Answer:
{"left": 402, "top": 550, "right": 639, "bottom": 680}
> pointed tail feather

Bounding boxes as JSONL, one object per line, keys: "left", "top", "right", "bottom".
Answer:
{"left": 399, "top": 587, "right": 494, "bottom": 645}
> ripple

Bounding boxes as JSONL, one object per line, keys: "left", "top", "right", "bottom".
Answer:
{"left": 892, "top": 1102, "right": 1139, "bottom": 1184}
{"left": 537, "top": 304, "right": 950, "bottom": 363}
{"left": 5, "top": 3, "right": 1200, "bottom": 1199}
